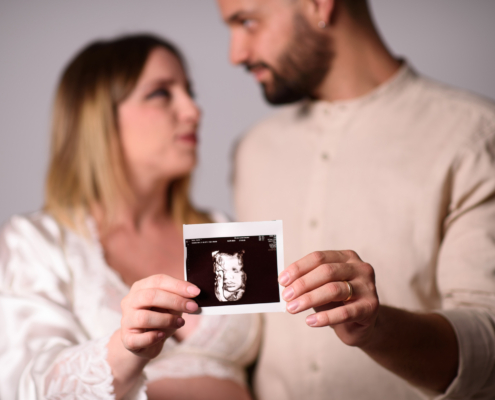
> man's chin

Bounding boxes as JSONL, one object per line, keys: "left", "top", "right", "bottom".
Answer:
{"left": 262, "top": 84, "right": 306, "bottom": 105}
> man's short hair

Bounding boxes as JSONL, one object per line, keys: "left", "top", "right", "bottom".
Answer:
{"left": 341, "top": 0, "right": 369, "bottom": 21}
{"left": 287, "top": 0, "right": 369, "bottom": 22}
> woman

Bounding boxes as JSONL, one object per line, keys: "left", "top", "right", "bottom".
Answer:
{"left": 0, "top": 34, "right": 259, "bottom": 399}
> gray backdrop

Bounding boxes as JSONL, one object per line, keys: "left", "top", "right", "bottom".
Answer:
{"left": 1, "top": 0, "right": 495, "bottom": 225}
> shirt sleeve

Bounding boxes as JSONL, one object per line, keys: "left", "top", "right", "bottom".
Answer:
{"left": 0, "top": 214, "right": 146, "bottom": 400}
{"left": 435, "top": 119, "right": 495, "bottom": 399}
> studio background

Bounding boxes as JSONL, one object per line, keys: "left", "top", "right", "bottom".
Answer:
{"left": 1, "top": 0, "right": 495, "bottom": 225}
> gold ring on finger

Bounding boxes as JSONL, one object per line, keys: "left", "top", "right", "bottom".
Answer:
{"left": 343, "top": 280, "right": 353, "bottom": 302}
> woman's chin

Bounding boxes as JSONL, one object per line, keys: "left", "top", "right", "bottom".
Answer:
{"left": 161, "top": 157, "right": 197, "bottom": 180}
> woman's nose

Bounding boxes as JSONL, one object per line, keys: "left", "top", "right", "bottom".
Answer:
{"left": 178, "top": 91, "right": 201, "bottom": 124}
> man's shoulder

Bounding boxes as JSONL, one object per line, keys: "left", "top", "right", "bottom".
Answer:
{"left": 413, "top": 73, "right": 495, "bottom": 125}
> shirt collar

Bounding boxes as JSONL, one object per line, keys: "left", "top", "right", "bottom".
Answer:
{"left": 301, "top": 61, "right": 417, "bottom": 116}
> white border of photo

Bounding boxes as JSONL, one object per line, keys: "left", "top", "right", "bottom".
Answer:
{"left": 183, "top": 220, "right": 286, "bottom": 315}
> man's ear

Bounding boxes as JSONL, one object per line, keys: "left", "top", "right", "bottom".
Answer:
{"left": 302, "top": 0, "right": 335, "bottom": 27}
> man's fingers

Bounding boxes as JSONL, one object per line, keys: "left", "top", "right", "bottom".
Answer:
{"left": 282, "top": 263, "right": 355, "bottom": 301}
{"left": 279, "top": 250, "right": 361, "bottom": 286}
{"left": 129, "top": 288, "right": 199, "bottom": 313}
{"left": 305, "top": 300, "right": 373, "bottom": 328}
{"left": 130, "top": 274, "right": 200, "bottom": 298}
{"left": 286, "top": 281, "right": 355, "bottom": 313}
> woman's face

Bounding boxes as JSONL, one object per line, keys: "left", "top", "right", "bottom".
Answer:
{"left": 118, "top": 47, "right": 200, "bottom": 185}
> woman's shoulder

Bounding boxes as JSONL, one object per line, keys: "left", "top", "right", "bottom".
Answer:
{"left": 0, "top": 211, "right": 73, "bottom": 293}
{"left": 1, "top": 211, "right": 63, "bottom": 245}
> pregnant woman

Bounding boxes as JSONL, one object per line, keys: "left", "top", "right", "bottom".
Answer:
{"left": 0, "top": 34, "right": 260, "bottom": 400}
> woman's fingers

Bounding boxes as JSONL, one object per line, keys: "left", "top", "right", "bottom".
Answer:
{"left": 125, "top": 309, "right": 186, "bottom": 331}
{"left": 130, "top": 274, "right": 200, "bottom": 298}
{"left": 126, "top": 288, "right": 198, "bottom": 313}
{"left": 121, "top": 329, "right": 167, "bottom": 353}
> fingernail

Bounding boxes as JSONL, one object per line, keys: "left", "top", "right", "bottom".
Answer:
{"left": 157, "top": 331, "right": 165, "bottom": 338}
{"left": 176, "top": 317, "right": 185, "bottom": 327}
{"left": 187, "top": 286, "right": 200, "bottom": 296}
{"left": 186, "top": 301, "right": 198, "bottom": 312}
{"left": 306, "top": 315, "right": 317, "bottom": 326}
{"left": 279, "top": 272, "right": 290, "bottom": 286}
{"left": 282, "top": 287, "right": 294, "bottom": 301}
{"left": 287, "top": 300, "right": 299, "bottom": 313}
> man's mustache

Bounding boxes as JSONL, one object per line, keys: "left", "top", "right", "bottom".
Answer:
{"left": 244, "top": 61, "right": 273, "bottom": 73}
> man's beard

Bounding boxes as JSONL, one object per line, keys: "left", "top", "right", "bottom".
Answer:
{"left": 246, "top": 13, "right": 333, "bottom": 105}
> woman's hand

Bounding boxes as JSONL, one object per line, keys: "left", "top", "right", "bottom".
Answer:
{"left": 278, "top": 250, "right": 379, "bottom": 347}
{"left": 120, "top": 274, "right": 201, "bottom": 359}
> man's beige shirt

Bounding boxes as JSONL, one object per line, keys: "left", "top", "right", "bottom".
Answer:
{"left": 234, "top": 65, "right": 495, "bottom": 400}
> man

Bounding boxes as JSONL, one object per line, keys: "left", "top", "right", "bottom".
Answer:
{"left": 213, "top": 250, "right": 247, "bottom": 301}
{"left": 216, "top": 0, "right": 495, "bottom": 399}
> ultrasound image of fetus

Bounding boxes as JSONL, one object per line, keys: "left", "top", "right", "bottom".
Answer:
{"left": 212, "top": 250, "right": 246, "bottom": 302}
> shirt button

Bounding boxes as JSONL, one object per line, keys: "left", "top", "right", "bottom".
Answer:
{"left": 310, "top": 361, "right": 319, "bottom": 372}
{"left": 321, "top": 152, "right": 329, "bottom": 161}
{"left": 310, "top": 219, "right": 318, "bottom": 228}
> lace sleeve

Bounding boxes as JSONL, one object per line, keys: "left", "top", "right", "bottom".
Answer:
{"left": 44, "top": 335, "right": 147, "bottom": 400}
{"left": 0, "top": 215, "right": 147, "bottom": 399}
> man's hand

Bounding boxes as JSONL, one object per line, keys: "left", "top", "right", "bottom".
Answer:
{"left": 279, "top": 250, "right": 379, "bottom": 347}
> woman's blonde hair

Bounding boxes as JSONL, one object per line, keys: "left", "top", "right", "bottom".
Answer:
{"left": 44, "top": 34, "right": 210, "bottom": 232}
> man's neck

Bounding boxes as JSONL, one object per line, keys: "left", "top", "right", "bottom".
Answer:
{"left": 314, "top": 15, "right": 401, "bottom": 102}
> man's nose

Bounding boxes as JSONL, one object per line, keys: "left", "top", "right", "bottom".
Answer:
{"left": 229, "top": 30, "right": 249, "bottom": 65}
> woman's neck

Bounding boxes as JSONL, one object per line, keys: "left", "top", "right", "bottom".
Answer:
{"left": 92, "top": 177, "right": 173, "bottom": 235}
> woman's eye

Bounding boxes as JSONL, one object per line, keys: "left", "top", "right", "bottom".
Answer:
{"left": 147, "top": 88, "right": 170, "bottom": 100}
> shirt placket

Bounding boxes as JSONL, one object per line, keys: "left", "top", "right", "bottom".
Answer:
{"left": 301, "top": 105, "right": 341, "bottom": 256}
{"left": 300, "top": 104, "right": 343, "bottom": 400}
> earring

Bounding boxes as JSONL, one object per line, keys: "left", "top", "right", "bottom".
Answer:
{"left": 318, "top": 20, "right": 326, "bottom": 29}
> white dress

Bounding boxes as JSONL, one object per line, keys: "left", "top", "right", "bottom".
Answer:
{"left": 0, "top": 212, "right": 261, "bottom": 400}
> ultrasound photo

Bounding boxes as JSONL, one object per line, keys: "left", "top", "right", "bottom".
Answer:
{"left": 184, "top": 221, "right": 285, "bottom": 315}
